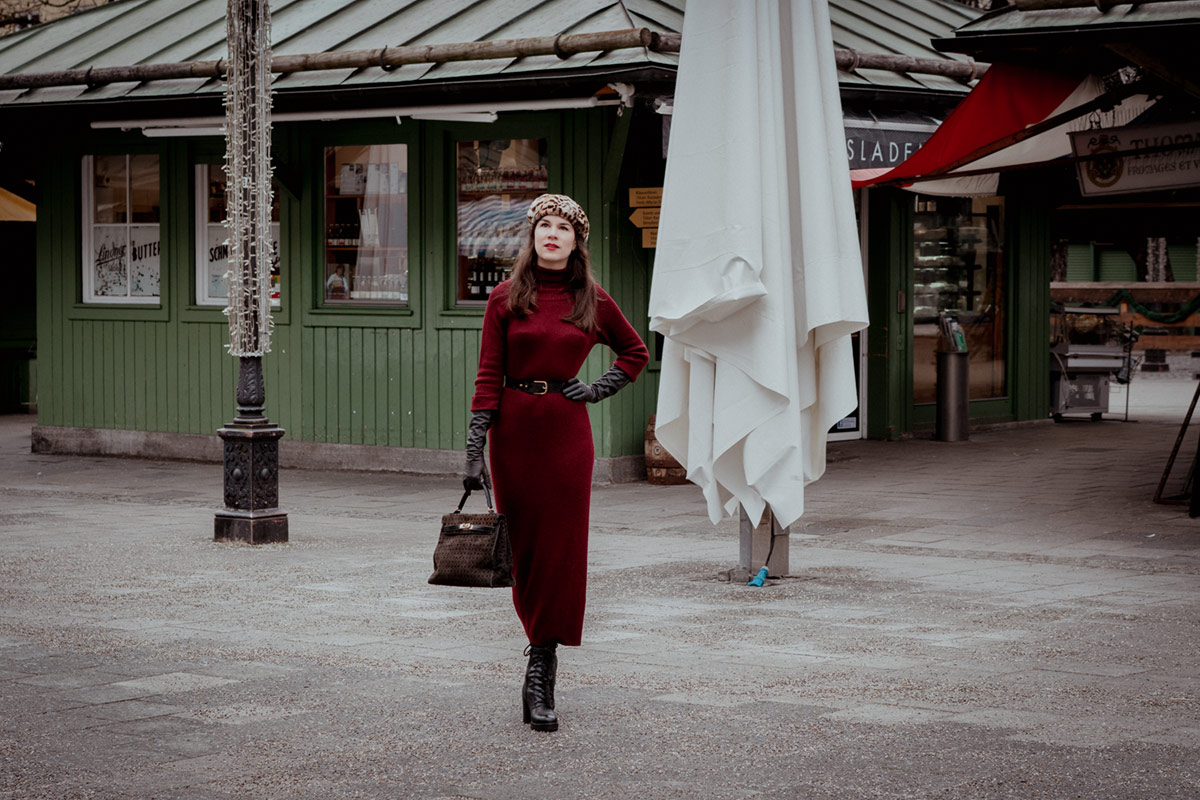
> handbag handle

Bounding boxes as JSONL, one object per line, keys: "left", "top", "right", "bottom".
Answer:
{"left": 454, "top": 471, "right": 495, "bottom": 513}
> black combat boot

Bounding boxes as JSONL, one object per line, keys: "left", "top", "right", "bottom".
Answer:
{"left": 522, "top": 643, "right": 558, "bottom": 732}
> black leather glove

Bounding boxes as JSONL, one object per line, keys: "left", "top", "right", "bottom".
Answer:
{"left": 463, "top": 409, "right": 497, "bottom": 490}
{"left": 563, "top": 366, "right": 632, "bottom": 404}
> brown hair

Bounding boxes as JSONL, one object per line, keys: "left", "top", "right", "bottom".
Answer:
{"left": 506, "top": 224, "right": 598, "bottom": 332}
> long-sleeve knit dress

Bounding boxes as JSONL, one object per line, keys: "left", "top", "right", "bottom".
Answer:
{"left": 471, "top": 267, "right": 649, "bottom": 647}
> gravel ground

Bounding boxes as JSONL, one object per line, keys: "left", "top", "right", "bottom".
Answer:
{"left": 0, "top": 390, "right": 1198, "bottom": 799}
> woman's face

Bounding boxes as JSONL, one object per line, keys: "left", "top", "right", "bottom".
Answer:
{"left": 533, "top": 214, "right": 576, "bottom": 270}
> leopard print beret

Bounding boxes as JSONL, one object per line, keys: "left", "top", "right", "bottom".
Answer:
{"left": 526, "top": 193, "right": 589, "bottom": 242}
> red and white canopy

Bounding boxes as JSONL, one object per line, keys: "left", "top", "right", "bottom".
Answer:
{"left": 851, "top": 62, "right": 1156, "bottom": 196}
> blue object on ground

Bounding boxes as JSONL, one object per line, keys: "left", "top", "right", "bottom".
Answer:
{"left": 748, "top": 567, "right": 768, "bottom": 587}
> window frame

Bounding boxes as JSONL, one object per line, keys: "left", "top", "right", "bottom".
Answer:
{"left": 451, "top": 135, "right": 551, "bottom": 308}
{"left": 193, "top": 163, "right": 282, "bottom": 309}
{"left": 297, "top": 124, "right": 420, "bottom": 330}
{"left": 317, "top": 142, "right": 412, "bottom": 309}
{"left": 80, "top": 153, "right": 163, "bottom": 306}
{"left": 429, "top": 114, "right": 562, "bottom": 327}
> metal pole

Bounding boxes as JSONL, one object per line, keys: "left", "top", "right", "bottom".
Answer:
{"left": 214, "top": 0, "right": 287, "bottom": 544}
{"left": 738, "top": 505, "right": 790, "bottom": 580}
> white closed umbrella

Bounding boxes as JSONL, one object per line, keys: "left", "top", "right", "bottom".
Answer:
{"left": 649, "top": 0, "right": 869, "bottom": 530}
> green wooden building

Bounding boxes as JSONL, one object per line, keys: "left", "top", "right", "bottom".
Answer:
{"left": 6, "top": 0, "right": 1084, "bottom": 476}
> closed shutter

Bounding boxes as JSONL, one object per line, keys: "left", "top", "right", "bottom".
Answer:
{"left": 1065, "top": 244, "right": 1094, "bottom": 282}
{"left": 1097, "top": 248, "right": 1136, "bottom": 282}
{"left": 1168, "top": 244, "right": 1197, "bottom": 282}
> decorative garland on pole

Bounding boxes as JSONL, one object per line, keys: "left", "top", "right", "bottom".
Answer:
{"left": 224, "top": 0, "right": 274, "bottom": 356}
{"left": 214, "top": 0, "right": 288, "bottom": 545}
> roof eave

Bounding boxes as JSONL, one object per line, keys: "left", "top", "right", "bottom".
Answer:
{"left": 935, "top": 19, "right": 1200, "bottom": 58}
{"left": 0, "top": 63, "right": 680, "bottom": 120}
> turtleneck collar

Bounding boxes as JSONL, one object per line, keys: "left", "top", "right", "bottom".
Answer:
{"left": 534, "top": 266, "right": 570, "bottom": 284}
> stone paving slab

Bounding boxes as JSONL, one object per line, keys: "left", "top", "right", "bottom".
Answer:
{"left": 1, "top": 398, "right": 1200, "bottom": 798}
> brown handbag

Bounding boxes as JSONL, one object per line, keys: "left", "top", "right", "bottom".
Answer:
{"left": 428, "top": 478, "right": 514, "bottom": 588}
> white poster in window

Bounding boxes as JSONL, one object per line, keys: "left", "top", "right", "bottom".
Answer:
{"left": 92, "top": 225, "right": 128, "bottom": 296}
{"left": 129, "top": 225, "right": 160, "bottom": 297}
{"left": 204, "top": 223, "right": 281, "bottom": 305}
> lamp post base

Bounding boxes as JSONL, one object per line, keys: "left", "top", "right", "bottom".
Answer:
{"left": 214, "top": 508, "right": 289, "bottom": 544}
{"left": 215, "top": 356, "right": 288, "bottom": 544}
{"left": 215, "top": 423, "right": 288, "bottom": 544}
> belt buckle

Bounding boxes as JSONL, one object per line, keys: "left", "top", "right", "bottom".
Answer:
{"left": 531, "top": 380, "right": 548, "bottom": 395}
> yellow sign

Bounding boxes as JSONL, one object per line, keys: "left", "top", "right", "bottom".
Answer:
{"left": 628, "top": 207, "right": 660, "bottom": 228}
{"left": 642, "top": 228, "right": 657, "bottom": 248}
{"left": 629, "top": 187, "right": 663, "bottom": 207}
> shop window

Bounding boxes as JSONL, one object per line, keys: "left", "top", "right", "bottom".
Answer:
{"left": 912, "top": 195, "right": 1006, "bottom": 405}
{"left": 81, "top": 154, "right": 160, "bottom": 303}
{"left": 195, "top": 164, "right": 281, "bottom": 307}
{"left": 323, "top": 144, "right": 409, "bottom": 306}
{"left": 455, "top": 138, "right": 547, "bottom": 305}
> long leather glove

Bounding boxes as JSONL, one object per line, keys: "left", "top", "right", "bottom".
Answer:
{"left": 463, "top": 409, "right": 497, "bottom": 490}
{"left": 563, "top": 366, "right": 632, "bottom": 404}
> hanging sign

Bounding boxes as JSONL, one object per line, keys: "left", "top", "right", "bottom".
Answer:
{"left": 629, "top": 187, "right": 662, "bottom": 207}
{"left": 1071, "top": 121, "right": 1200, "bottom": 196}
{"left": 628, "top": 206, "right": 660, "bottom": 229}
{"left": 843, "top": 128, "right": 933, "bottom": 169}
{"left": 629, "top": 187, "right": 662, "bottom": 248}
{"left": 843, "top": 117, "right": 938, "bottom": 170}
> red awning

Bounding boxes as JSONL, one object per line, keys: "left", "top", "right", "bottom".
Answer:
{"left": 851, "top": 62, "right": 1156, "bottom": 196}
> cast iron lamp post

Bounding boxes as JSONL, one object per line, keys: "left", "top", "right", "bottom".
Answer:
{"left": 214, "top": 0, "right": 287, "bottom": 544}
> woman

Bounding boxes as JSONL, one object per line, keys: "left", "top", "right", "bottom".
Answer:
{"left": 465, "top": 194, "right": 649, "bottom": 732}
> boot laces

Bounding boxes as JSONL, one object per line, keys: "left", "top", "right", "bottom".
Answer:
{"left": 524, "top": 645, "right": 555, "bottom": 704}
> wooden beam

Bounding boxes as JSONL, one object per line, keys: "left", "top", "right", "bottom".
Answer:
{"left": 0, "top": 28, "right": 676, "bottom": 91}
{"left": 1128, "top": 335, "right": 1200, "bottom": 350}
{"left": 1050, "top": 281, "right": 1200, "bottom": 304}
{"left": 0, "top": 25, "right": 984, "bottom": 92}
{"left": 833, "top": 49, "right": 987, "bottom": 82}
{"left": 1106, "top": 43, "right": 1200, "bottom": 103}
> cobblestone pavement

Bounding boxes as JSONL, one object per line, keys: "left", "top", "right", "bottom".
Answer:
{"left": 1, "top": 376, "right": 1198, "bottom": 799}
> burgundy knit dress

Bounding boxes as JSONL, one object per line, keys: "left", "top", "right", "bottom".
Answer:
{"left": 471, "top": 267, "right": 649, "bottom": 647}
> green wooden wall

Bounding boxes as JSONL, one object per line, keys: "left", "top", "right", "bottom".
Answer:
{"left": 1006, "top": 180, "right": 1053, "bottom": 423}
{"left": 865, "top": 188, "right": 913, "bottom": 440}
{"left": 34, "top": 108, "right": 659, "bottom": 459}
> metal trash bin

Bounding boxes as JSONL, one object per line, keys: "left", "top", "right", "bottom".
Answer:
{"left": 936, "top": 350, "right": 969, "bottom": 442}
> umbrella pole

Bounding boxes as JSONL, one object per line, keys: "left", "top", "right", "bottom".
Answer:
{"left": 738, "top": 505, "right": 790, "bottom": 579}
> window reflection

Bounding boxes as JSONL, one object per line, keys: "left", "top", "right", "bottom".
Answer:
{"left": 456, "top": 138, "right": 547, "bottom": 304}
{"left": 324, "top": 144, "right": 409, "bottom": 305}
{"left": 913, "top": 195, "right": 1006, "bottom": 404}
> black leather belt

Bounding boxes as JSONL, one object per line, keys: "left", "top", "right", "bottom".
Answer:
{"left": 504, "top": 376, "right": 567, "bottom": 395}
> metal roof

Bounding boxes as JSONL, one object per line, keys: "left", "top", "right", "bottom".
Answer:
{"left": 934, "top": 1, "right": 1200, "bottom": 86}
{"left": 951, "top": 0, "right": 1200, "bottom": 38}
{"left": 0, "top": 0, "right": 980, "bottom": 109}
{"left": 831, "top": 0, "right": 980, "bottom": 94}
